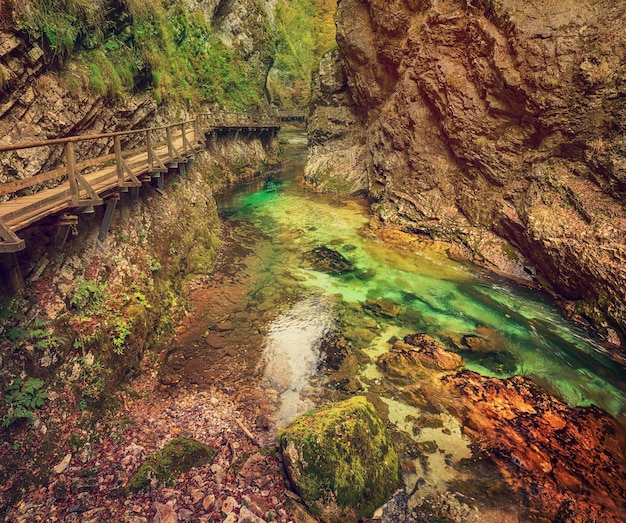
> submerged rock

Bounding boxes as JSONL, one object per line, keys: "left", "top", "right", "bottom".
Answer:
{"left": 379, "top": 334, "right": 465, "bottom": 381}
{"left": 277, "top": 396, "right": 399, "bottom": 523}
{"left": 303, "top": 246, "right": 356, "bottom": 275}
{"left": 363, "top": 298, "right": 402, "bottom": 318}
{"left": 126, "top": 438, "right": 217, "bottom": 493}
{"left": 317, "top": 329, "right": 351, "bottom": 371}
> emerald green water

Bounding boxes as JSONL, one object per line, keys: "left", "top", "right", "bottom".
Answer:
{"left": 219, "top": 133, "right": 626, "bottom": 427}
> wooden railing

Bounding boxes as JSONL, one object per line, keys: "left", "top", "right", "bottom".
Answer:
{"left": 0, "top": 112, "right": 280, "bottom": 253}
{"left": 277, "top": 110, "right": 306, "bottom": 122}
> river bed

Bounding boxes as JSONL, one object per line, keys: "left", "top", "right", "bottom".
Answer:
{"left": 165, "top": 131, "right": 626, "bottom": 520}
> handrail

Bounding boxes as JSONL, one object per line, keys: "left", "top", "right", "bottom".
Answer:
{"left": 0, "top": 119, "right": 197, "bottom": 153}
{"left": 0, "top": 112, "right": 280, "bottom": 153}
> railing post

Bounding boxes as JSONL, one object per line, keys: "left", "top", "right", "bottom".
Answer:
{"left": 114, "top": 136, "right": 124, "bottom": 186}
{"left": 193, "top": 118, "right": 198, "bottom": 144}
{"left": 166, "top": 125, "right": 174, "bottom": 162}
{"left": 181, "top": 122, "right": 187, "bottom": 155}
{"left": 65, "top": 142, "right": 80, "bottom": 205}
{"left": 146, "top": 130, "right": 153, "bottom": 171}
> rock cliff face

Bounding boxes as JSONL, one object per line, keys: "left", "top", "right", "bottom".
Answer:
{"left": 305, "top": 49, "right": 368, "bottom": 194}
{"left": 0, "top": 0, "right": 276, "bottom": 185}
{"left": 312, "top": 0, "right": 626, "bottom": 344}
{"left": 0, "top": 31, "right": 159, "bottom": 183}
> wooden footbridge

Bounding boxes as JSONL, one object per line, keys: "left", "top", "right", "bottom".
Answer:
{"left": 0, "top": 112, "right": 280, "bottom": 256}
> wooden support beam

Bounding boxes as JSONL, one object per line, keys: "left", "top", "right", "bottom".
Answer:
{"left": 193, "top": 118, "right": 203, "bottom": 146}
{"left": 0, "top": 220, "right": 25, "bottom": 253}
{"left": 115, "top": 135, "right": 142, "bottom": 188}
{"left": 74, "top": 170, "right": 103, "bottom": 205}
{"left": 182, "top": 122, "right": 193, "bottom": 156}
{"left": 54, "top": 225, "right": 71, "bottom": 250}
{"left": 98, "top": 195, "right": 119, "bottom": 242}
{"left": 66, "top": 142, "right": 103, "bottom": 207}
{"left": 165, "top": 126, "right": 184, "bottom": 163}
{"left": 156, "top": 172, "right": 165, "bottom": 195}
{"left": 146, "top": 132, "right": 168, "bottom": 174}
{"left": 115, "top": 135, "right": 125, "bottom": 187}
{"left": 181, "top": 123, "right": 188, "bottom": 156}
{"left": 146, "top": 130, "right": 154, "bottom": 171}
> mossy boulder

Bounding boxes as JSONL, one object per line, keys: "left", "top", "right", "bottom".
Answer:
{"left": 277, "top": 396, "right": 399, "bottom": 523}
{"left": 125, "top": 438, "right": 217, "bottom": 493}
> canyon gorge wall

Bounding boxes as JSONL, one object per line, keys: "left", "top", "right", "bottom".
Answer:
{"left": 311, "top": 0, "right": 626, "bottom": 345}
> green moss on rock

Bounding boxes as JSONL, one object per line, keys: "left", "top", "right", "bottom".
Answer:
{"left": 125, "top": 438, "right": 216, "bottom": 493}
{"left": 277, "top": 396, "right": 399, "bottom": 523}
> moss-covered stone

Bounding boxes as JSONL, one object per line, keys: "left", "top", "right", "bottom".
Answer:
{"left": 277, "top": 396, "right": 399, "bottom": 523}
{"left": 125, "top": 438, "right": 216, "bottom": 493}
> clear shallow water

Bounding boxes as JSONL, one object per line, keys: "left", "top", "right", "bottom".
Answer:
{"left": 219, "top": 133, "right": 626, "bottom": 425}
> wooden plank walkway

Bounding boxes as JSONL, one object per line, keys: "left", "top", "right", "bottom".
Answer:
{"left": 0, "top": 113, "right": 280, "bottom": 253}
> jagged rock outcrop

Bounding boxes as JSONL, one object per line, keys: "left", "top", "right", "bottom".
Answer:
{"left": 312, "top": 0, "right": 626, "bottom": 345}
{"left": 445, "top": 371, "right": 626, "bottom": 522}
{"left": 305, "top": 49, "right": 368, "bottom": 194}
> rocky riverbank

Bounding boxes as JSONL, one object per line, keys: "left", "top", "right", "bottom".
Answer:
{"left": 5, "top": 356, "right": 307, "bottom": 523}
{"left": 0, "top": 135, "right": 280, "bottom": 520}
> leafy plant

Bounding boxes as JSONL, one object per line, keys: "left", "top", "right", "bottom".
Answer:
{"left": 69, "top": 277, "right": 106, "bottom": 315}
{"left": 149, "top": 256, "right": 162, "bottom": 272}
{"left": 111, "top": 317, "right": 133, "bottom": 355}
{"left": 2, "top": 316, "right": 62, "bottom": 351}
{"left": 2, "top": 378, "right": 49, "bottom": 427}
{"left": 70, "top": 357, "right": 107, "bottom": 411}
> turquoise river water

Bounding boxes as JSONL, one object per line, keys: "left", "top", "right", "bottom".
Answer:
{"left": 217, "top": 131, "right": 626, "bottom": 517}
{"left": 220, "top": 132, "right": 625, "bottom": 419}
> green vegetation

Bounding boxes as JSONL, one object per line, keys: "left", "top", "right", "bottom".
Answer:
{"left": 10, "top": 0, "right": 338, "bottom": 108}
{"left": 2, "top": 378, "right": 48, "bottom": 427}
{"left": 14, "top": 0, "right": 268, "bottom": 109}
{"left": 69, "top": 276, "right": 106, "bottom": 315}
{"left": 67, "top": 274, "right": 148, "bottom": 358}
{"left": 126, "top": 438, "right": 217, "bottom": 492}
{"left": 67, "top": 356, "right": 110, "bottom": 411}
{"left": 269, "top": 0, "right": 337, "bottom": 108}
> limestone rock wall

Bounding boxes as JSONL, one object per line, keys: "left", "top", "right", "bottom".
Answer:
{"left": 305, "top": 49, "right": 369, "bottom": 194}
{"left": 210, "top": 0, "right": 276, "bottom": 73}
{"left": 320, "top": 0, "right": 626, "bottom": 343}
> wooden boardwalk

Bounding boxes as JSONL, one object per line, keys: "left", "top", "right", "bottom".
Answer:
{"left": 0, "top": 112, "right": 280, "bottom": 253}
